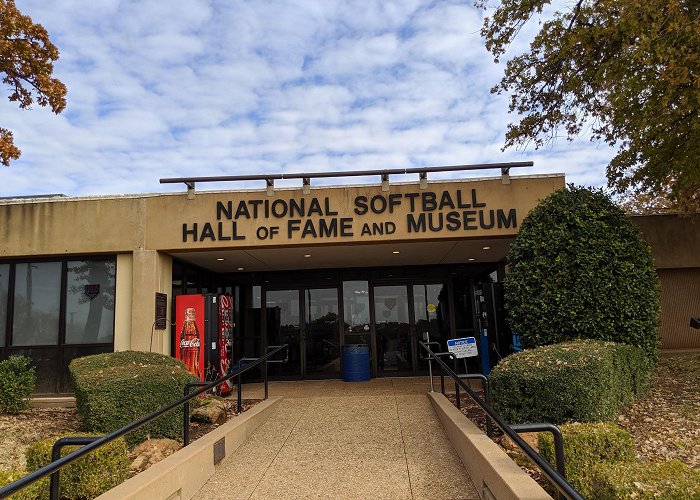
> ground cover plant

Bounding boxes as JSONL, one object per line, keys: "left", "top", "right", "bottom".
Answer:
{"left": 538, "top": 422, "right": 636, "bottom": 498}
{"left": 504, "top": 186, "right": 660, "bottom": 358}
{"left": 0, "top": 356, "right": 36, "bottom": 414}
{"left": 25, "top": 433, "right": 129, "bottom": 499}
{"left": 590, "top": 460, "right": 700, "bottom": 499}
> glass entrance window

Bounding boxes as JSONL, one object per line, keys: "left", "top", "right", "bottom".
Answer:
{"left": 305, "top": 288, "right": 340, "bottom": 377}
{"left": 373, "top": 285, "right": 411, "bottom": 373}
{"left": 266, "top": 290, "right": 301, "bottom": 377}
{"left": 343, "top": 281, "right": 370, "bottom": 345}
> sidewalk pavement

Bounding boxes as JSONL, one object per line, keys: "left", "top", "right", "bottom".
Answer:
{"left": 194, "top": 377, "right": 478, "bottom": 500}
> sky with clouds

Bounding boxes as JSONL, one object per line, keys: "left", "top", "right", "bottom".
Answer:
{"left": 0, "top": 0, "right": 616, "bottom": 197}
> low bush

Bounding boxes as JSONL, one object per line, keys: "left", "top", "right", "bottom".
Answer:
{"left": 25, "top": 433, "right": 129, "bottom": 499}
{"left": 69, "top": 350, "right": 185, "bottom": 379}
{"left": 0, "top": 356, "right": 36, "bottom": 414}
{"left": 590, "top": 460, "right": 700, "bottom": 499}
{"left": 539, "top": 422, "right": 635, "bottom": 498}
{"left": 70, "top": 352, "right": 197, "bottom": 447}
{"left": 0, "top": 469, "right": 45, "bottom": 500}
{"left": 490, "top": 340, "right": 652, "bottom": 424}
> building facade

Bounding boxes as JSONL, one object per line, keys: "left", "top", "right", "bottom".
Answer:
{"left": 0, "top": 173, "right": 697, "bottom": 393}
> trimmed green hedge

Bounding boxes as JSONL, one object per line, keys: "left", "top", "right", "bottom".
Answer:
{"left": 539, "top": 422, "right": 635, "bottom": 498}
{"left": 504, "top": 186, "right": 660, "bottom": 359}
{"left": 70, "top": 352, "right": 197, "bottom": 447}
{"left": 590, "top": 460, "right": 700, "bottom": 499}
{"left": 0, "top": 356, "right": 36, "bottom": 414}
{"left": 69, "top": 350, "right": 185, "bottom": 378}
{"left": 0, "top": 469, "right": 44, "bottom": 500}
{"left": 25, "top": 433, "right": 128, "bottom": 499}
{"left": 490, "top": 340, "right": 652, "bottom": 424}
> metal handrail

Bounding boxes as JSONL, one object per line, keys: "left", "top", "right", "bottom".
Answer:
{"left": 458, "top": 373, "right": 493, "bottom": 438}
{"left": 0, "top": 344, "right": 289, "bottom": 499}
{"left": 418, "top": 341, "right": 582, "bottom": 500}
{"left": 159, "top": 161, "right": 533, "bottom": 189}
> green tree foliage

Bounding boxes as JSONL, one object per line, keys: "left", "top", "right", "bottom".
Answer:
{"left": 504, "top": 186, "right": 660, "bottom": 357}
{"left": 478, "top": 0, "right": 700, "bottom": 210}
{"left": 0, "top": 0, "right": 67, "bottom": 166}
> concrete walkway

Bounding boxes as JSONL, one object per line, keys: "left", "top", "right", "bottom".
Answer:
{"left": 194, "top": 378, "right": 478, "bottom": 500}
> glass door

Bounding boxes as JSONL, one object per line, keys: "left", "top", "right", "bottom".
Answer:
{"left": 373, "top": 283, "right": 448, "bottom": 376}
{"left": 412, "top": 283, "right": 449, "bottom": 371}
{"left": 265, "top": 289, "right": 302, "bottom": 377}
{"left": 304, "top": 288, "right": 340, "bottom": 378}
{"left": 373, "top": 285, "right": 413, "bottom": 374}
{"left": 265, "top": 287, "right": 340, "bottom": 379}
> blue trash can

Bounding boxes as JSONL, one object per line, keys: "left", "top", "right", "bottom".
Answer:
{"left": 341, "top": 344, "right": 370, "bottom": 382}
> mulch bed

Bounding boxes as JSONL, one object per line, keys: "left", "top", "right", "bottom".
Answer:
{"left": 0, "top": 396, "right": 261, "bottom": 474}
{"left": 188, "top": 398, "right": 261, "bottom": 442}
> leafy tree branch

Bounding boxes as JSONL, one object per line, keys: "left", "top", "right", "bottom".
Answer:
{"left": 0, "top": 0, "right": 66, "bottom": 166}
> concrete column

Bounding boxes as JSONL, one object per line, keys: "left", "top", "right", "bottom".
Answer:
{"left": 114, "top": 253, "right": 134, "bottom": 351}
{"left": 130, "top": 250, "right": 172, "bottom": 354}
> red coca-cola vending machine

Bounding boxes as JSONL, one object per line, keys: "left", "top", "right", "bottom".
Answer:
{"left": 175, "top": 294, "right": 234, "bottom": 396}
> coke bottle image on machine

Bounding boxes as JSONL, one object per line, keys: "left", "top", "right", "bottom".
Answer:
{"left": 179, "top": 307, "right": 201, "bottom": 379}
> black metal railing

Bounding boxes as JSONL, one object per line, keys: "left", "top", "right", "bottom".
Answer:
{"left": 420, "top": 345, "right": 494, "bottom": 437}
{"left": 419, "top": 341, "right": 582, "bottom": 500}
{"left": 0, "top": 344, "right": 288, "bottom": 500}
{"left": 183, "top": 345, "right": 287, "bottom": 446}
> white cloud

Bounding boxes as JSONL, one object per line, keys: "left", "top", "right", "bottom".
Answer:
{"left": 0, "top": 0, "right": 614, "bottom": 197}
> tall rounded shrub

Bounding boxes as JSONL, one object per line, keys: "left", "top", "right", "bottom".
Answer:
{"left": 504, "top": 186, "right": 660, "bottom": 358}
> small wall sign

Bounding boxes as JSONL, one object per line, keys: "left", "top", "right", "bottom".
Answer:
{"left": 155, "top": 292, "right": 168, "bottom": 330}
{"left": 447, "top": 337, "right": 478, "bottom": 358}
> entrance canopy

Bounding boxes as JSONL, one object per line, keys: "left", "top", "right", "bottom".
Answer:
{"left": 169, "top": 237, "right": 513, "bottom": 273}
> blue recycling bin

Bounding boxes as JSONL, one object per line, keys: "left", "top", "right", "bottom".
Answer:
{"left": 341, "top": 344, "right": 370, "bottom": 382}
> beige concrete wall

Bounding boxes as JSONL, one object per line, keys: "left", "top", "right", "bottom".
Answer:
{"left": 658, "top": 268, "right": 700, "bottom": 349}
{"left": 633, "top": 214, "right": 700, "bottom": 349}
{"left": 114, "top": 253, "right": 134, "bottom": 351}
{"left": 145, "top": 176, "right": 565, "bottom": 251}
{"left": 633, "top": 214, "right": 700, "bottom": 269}
{"left": 428, "top": 392, "right": 551, "bottom": 500}
{"left": 0, "top": 176, "right": 563, "bottom": 257}
{"left": 0, "top": 197, "right": 145, "bottom": 257}
{"left": 129, "top": 250, "right": 172, "bottom": 354}
{"left": 98, "top": 397, "right": 282, "bottom": 500}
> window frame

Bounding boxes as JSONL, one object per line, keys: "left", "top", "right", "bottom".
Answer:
{"left": 0, "top": 255, "right": 117, "bottom": 394}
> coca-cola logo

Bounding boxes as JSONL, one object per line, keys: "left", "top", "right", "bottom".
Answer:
{"left": 180, "top": 338, "right": 201, "bottom": 348}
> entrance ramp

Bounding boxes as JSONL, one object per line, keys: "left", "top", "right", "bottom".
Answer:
{"left": 195, "top": 378, "right": 478, "bottom": 499}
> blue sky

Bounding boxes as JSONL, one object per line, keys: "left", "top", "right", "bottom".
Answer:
{"left": 0, "top": 0, "right": 615, "bottom": 197}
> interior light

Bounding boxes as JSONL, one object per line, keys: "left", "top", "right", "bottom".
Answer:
{"left": 216, "top": 258, "right": 225, "bottom": 261}
{"left": 304, "top": 254, "right": 312, "bottom": 258}
{"left": 392, "top": 250, "right": 400, "bottom": 254}
{"left": 237, "top": 267, "right": 244, "bottom": 271}
{"left": 468, "top": 258, "right": 476, "bottom": 262}
{"left": 482, "top": 246, "right": 491, "bottom": 250}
